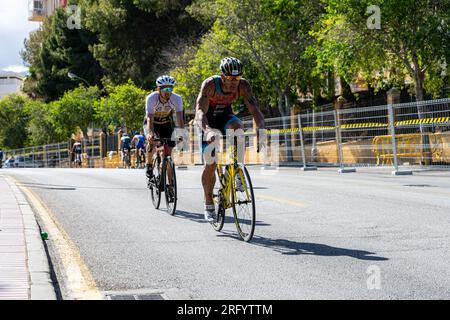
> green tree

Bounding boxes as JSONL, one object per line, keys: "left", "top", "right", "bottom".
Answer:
{"left": 22, "top": 3, "right": 103, "bottom": 101}
{"left": 81, "top": 0, "right": 203, "bottom": 89}
{"left": 0, "top": 95, "right": 30, "bottom": 149}
{"left": 50, "top": 85, "right": 100, "bottom": 139}
{"left": 310, "top": 0, "right": 450, "bottom": 101}
{"left": 26, "top": 100, "right": 62, "bottom": 145}
{"left": 186, "top": 0, "right": 323, "bottom": 115}
{"left": 95, "top": 80, "right": 148, "bottom": 132}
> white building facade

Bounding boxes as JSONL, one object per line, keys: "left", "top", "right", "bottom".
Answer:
{"left": 0, "top": 72, "right": 25, "bottom": 100}
{"left": 28, "top": 0, "right": 67, "bottom": 22}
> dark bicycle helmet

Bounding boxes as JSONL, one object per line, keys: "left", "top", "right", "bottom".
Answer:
{"left": 220, "top": 57, "right": 243, "bottom": 76}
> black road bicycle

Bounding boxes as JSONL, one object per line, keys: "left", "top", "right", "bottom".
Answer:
{"left": 122, "top": 148, "right": 131, "bottom": 169}
{"left": 147, "top": 138, "right": 177, "bottom": 215}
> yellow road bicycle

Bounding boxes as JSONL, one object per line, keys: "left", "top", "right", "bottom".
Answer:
{"left": 211, "top": 139, "right": 256, "bottom": 242}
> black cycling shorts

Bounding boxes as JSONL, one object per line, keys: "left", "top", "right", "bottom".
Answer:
{"left": 202, "top": 106, "right": 242, "bottom": 153}
{"left": 154, "top": 123, "right": 175, "bottom": 148}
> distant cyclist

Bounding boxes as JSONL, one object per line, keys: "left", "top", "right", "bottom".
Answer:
{"left": 132, "top": 130, "right": 146, "bottom": 167}
{"left": 145, "top": 75, "right": 185, "bottom": 179}
{"left": 121, "top": 132, "right": 132, "bottom": 164}
{"left": 195, "top": 57, "right": 265, "bottom": 222}
{"left": 0, "top": 148, "right": 3, "bottom": 168}
{"left": 71, "top": 140, "right": 83, "bottom": 167}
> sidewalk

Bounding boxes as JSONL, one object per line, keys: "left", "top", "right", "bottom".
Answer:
{"left": 0, "top": 173, "right": 56, "bottom": 300}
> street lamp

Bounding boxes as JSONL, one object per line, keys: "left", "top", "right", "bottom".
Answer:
{"left": 67, "top": 71, "right": 91, "bottom": 87}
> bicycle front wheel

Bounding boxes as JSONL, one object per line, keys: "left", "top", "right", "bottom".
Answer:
{"left": 231, "top": 164, "right": 256, "bottom": 242}
{"left": 211, "top": 169, "right": 226, "bottom": 231}
{"left": 150, "top": 156, "right": 161, "bottom": 209}
{"left": 164, "top": 157, "right": 177, "bottom": 215}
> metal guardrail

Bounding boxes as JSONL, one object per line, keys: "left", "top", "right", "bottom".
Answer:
{"left": 3, "top": 99, "right": 450, "bottom": 171}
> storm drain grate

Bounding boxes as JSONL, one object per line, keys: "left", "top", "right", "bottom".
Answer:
{"left": 106, "top": 294, "right": 165, "bottom": 300}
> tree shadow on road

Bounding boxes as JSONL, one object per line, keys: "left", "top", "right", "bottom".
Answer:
{"left": 16, "top": 182, "right": 77, "bottom": 190}
{"left": 16, "top": 182, "right": 145, "bottom": 191}
{"left": 217, "top": 232, "right": 389, "bottom": 261}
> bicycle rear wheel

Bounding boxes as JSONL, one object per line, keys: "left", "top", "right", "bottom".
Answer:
{"left": 231, "top": 164, "right": 256, "bottom": 242}
{"left": 211, "top": 170, "right": 226, "bottom": 231}
{"left": 150, "top": 156, "right": 161, "bottom": 209}
{"left": 164, "top": 157, "right": 177, "bottom": 215}
{"left": 127, "top": 154, "right": 131, "bottom": 168}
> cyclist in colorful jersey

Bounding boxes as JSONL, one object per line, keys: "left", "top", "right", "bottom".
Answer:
{"left": 195, "top": 57, "right": 265, "bottom": 222}
{"left": 132, "top": 130, "right": 146, "bottom": 167}
{"left": 145, "top": 75, "right": 184, "bottom": 178}
{"left": 121, "top": 132, "right": 132, "bottom": 162}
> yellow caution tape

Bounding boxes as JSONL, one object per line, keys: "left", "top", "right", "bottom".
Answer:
{"left": 302, "top": 126, "right": 335, "bottom": 131}
{"left": 341, "top": 123, "right": 387, "bottom": 129}
{"left": 395, "top": 117, "right": 450, "bottom": 126}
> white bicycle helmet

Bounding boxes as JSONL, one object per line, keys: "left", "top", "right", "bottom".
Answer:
{"left": 155, "top": 75, "right": 176, "bottom": 87}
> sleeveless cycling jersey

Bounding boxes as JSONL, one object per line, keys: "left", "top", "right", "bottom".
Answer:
{"left": 146, "top": 91, "right": 183, "bottom": 125}
{"left": 204, "top": 76, "right": 242, "bottom": 135}
{"left": 208, "top": 76, "right": 240, "bottom": 108}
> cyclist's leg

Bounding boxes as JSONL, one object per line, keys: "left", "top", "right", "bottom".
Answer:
{"left": 145, "top": 132, "right": 157, "bottom": 177}
{"left": 224, "top": 115, "right": 243, "bottom": 131}
{"left": 201, "top": 115, "right": 225, "bottom": 221}
{"left": 76, "top": 152, "right": 82, "bottom": 167}
{"left": 201, "top": 131, "right": 220, "bottom": 221}
{"left": 140, "top": 147, "right": 145, "bottom": 167}
{"left": 224, "top": 115, "right": 245, "bottom": 162}
{"left": 224, "top": 116, "right": 248, "bottom": 191}
{"left": 136, "top": 147, "right": 141, "bottom": 167}
{"left": 165, "top": 125, "right": 177, "bottom": 185}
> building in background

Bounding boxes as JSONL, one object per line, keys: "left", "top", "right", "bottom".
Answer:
{"left": 0, "top": 71, "right": 25, "bottom": 99}
{"left": 28, "top": 0, "right": 67, "bottom": 22}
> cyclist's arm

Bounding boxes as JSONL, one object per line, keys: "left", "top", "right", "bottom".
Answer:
{"left": 195, "top": 78, "right": 215, "bottom": 132}
{"left": 240, "top": 79, "right": 265, "bottom": 129}
{"left": 176, "top": 111, "right": 184, "bottom": 129}
{"left": 174, "top": 94, "right": 185, "bottom": 129}
{"left": 132, "top": 136, "right": 138, "bottom": 148}
{"left": 146, "top": 113, "right": 155, "bottom": 138}
{"left": 145, "top": 93, "right": 156, "bottom": 139}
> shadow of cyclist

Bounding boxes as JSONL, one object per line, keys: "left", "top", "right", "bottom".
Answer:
{"left": 217, "top": 232, "right": 389, "bottom": 261}
{"left": 175, "top": 210, "right": 271, "bottom": 227}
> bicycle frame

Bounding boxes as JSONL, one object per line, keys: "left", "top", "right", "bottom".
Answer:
{"left": 155, "top": 142, "right": 171, "bottom": 157}
{"left": 215, "top": 140, "right": 251, "bottom": 209}
{"left": 152, "top": 139, "right": 174, "bottom": 179}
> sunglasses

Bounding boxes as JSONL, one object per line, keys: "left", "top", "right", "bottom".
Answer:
{"left": 160, "top": 87, "right": 173, "bottom": 92}
{"left": 225, "top": 75, "right": 241, "bottom": 81}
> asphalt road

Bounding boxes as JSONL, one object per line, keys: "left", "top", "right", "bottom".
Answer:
{"left": 5, "top": 166, "right": 450, "bottom": 299}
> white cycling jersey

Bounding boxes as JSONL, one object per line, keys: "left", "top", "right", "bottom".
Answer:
{"left": 145, "top": 91, "right": 183, "bottom": 124}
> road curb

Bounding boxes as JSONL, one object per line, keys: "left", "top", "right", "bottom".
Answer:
{"left": 5, "top": 176, "right": 57, "bottom": 300}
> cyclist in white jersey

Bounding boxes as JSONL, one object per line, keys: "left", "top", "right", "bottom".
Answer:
{"left": 145, "top": 75, "right": 184, "bottom": 178}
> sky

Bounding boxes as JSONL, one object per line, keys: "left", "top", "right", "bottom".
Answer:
{"left": 0, "top": 0, "right": 40, "bottom": 73}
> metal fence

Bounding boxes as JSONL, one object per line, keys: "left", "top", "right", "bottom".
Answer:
{"left": 2, "top": 98, "right": 450, "bottom": 171}
{"left": 2, "top": 138, "right": 100, "bottom": 168}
